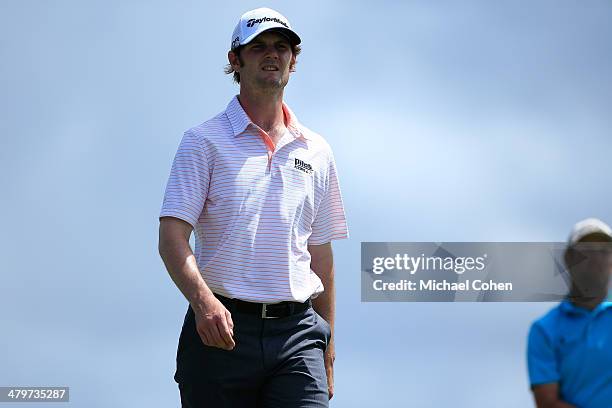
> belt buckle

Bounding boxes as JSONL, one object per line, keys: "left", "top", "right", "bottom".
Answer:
{"left": 261, "top": 304, "right": 279, "bottom": 319}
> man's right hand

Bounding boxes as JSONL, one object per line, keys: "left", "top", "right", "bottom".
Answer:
{"left": 532, "top": 383, "right": 577, "bottom": 408}
{"left": 191, "top": 294, "right": 235, "bottom": 350}
{"left": 158, "top": 217, "right": 236, "bottom": 350}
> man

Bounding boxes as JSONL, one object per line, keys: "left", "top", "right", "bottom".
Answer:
{"left": 527, "top": 218, "right": 612, "bottom": 408}
{"left": 158, "top": 7, "right": 348, "bottom": 408}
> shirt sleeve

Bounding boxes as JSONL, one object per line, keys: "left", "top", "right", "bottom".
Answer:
{"left": 308, "top": 150, "right": 349, "bottom": 245}
{"left": 527, "top": 322, "right": 560, "bottom": 387}
{"left": 159, "top": 130, "right": 210, "bottom": 228}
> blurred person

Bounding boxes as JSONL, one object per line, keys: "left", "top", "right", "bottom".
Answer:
{"left": 527, "top": 218, "right": 612, "bottom": 408}
{"left": 158, "top": 7, "right": 348, "bottom": 408}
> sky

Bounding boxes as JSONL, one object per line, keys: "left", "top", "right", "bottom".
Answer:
{"left": 1, "top": 0, "right": 612, "bottom": 407}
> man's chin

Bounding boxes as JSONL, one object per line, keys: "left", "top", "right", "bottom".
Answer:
{"left": 254, "top": 78, "right": 288, "bottom": 91}
{"left": 257, "top": 75, "right": 289, "bottom": 88}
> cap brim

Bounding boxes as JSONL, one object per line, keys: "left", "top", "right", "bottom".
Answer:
{"left": 266, "top": 27, "right": 301, "bottom": 45}
{"left": 574, "top": 232, "right": 612, "bottom": 243}
{"left": 238, "top": 27, "right": 301, "bottom": 49}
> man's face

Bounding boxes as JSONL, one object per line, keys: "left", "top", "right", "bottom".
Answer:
{"left": 229, "top": 31, "right": 296, "bottom": 92}
{"left": 566, "top": 234, "right": 612, "bottom": 301}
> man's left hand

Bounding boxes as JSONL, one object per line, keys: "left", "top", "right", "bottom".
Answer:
{"left": 325, "top": 342, "right": 335, "bottom": 399}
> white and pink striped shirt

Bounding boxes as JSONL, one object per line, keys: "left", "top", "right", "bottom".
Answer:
{"left": 160, "top": 96, "right": 348, "bottom": 303}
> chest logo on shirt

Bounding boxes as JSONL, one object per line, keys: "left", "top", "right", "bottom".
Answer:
{"left": 294, "top": 158, "right": 314, "bottom": 175}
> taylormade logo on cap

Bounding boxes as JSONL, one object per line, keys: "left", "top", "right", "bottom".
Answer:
{"left": 230, "top": 7, "right": 301, "bottom": 50}
{"left": 246, "top": 17, "right": 289, "bottom": 28}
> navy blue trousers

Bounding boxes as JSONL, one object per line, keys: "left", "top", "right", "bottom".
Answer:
{"left": 174, "top": 302, "right": 331, "bottom": 407}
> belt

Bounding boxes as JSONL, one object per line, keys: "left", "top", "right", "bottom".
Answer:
{"left": 215, "top": 294, "right": 311, "bottom": 319}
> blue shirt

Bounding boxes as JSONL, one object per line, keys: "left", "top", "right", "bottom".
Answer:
{"left": 527, "top": 300, "right": 612, "bottom": 407}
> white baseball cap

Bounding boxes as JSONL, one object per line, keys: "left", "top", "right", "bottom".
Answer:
{"left": 230, "top": 7, "right": 301, "bottom": 51}
{"left": 568, "top": 218, "right": 612, "bottom": 245}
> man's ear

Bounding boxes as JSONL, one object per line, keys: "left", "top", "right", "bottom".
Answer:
{"left": 289, "top": 54, "right": 297, "bottom": 73}
{"left": 228, "top": 50, "right": 240, "bottom": 71}
{"left": 564, "top": 247, "right": 573, "bottom": 270}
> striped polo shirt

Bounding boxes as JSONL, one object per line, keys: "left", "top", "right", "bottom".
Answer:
{"left": 160, "top": 96, "right": 348, "bottom": 303}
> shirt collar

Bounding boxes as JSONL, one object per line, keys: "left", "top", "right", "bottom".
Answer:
{"left": 560, "top": 299, "right": 612, "bottom": 316}
{"left": 225, "top": 95, "right": 310, "bottom": 140}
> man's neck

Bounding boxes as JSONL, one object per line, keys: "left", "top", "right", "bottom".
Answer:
{"left": 237, "top": 89, "right": 286, "bottom": 133}
{"left": 568, "top": 292, "right": 606, "bottom": 311}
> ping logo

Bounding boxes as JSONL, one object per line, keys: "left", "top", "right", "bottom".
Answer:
{"left": 247, "top": 17, "right": 289, "bottom": 28}
{"left": 294, "top": 158, "right": 313, "bottom": 175}
{"left": 232, "top": 36, "right": 240, "bottom": 49}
